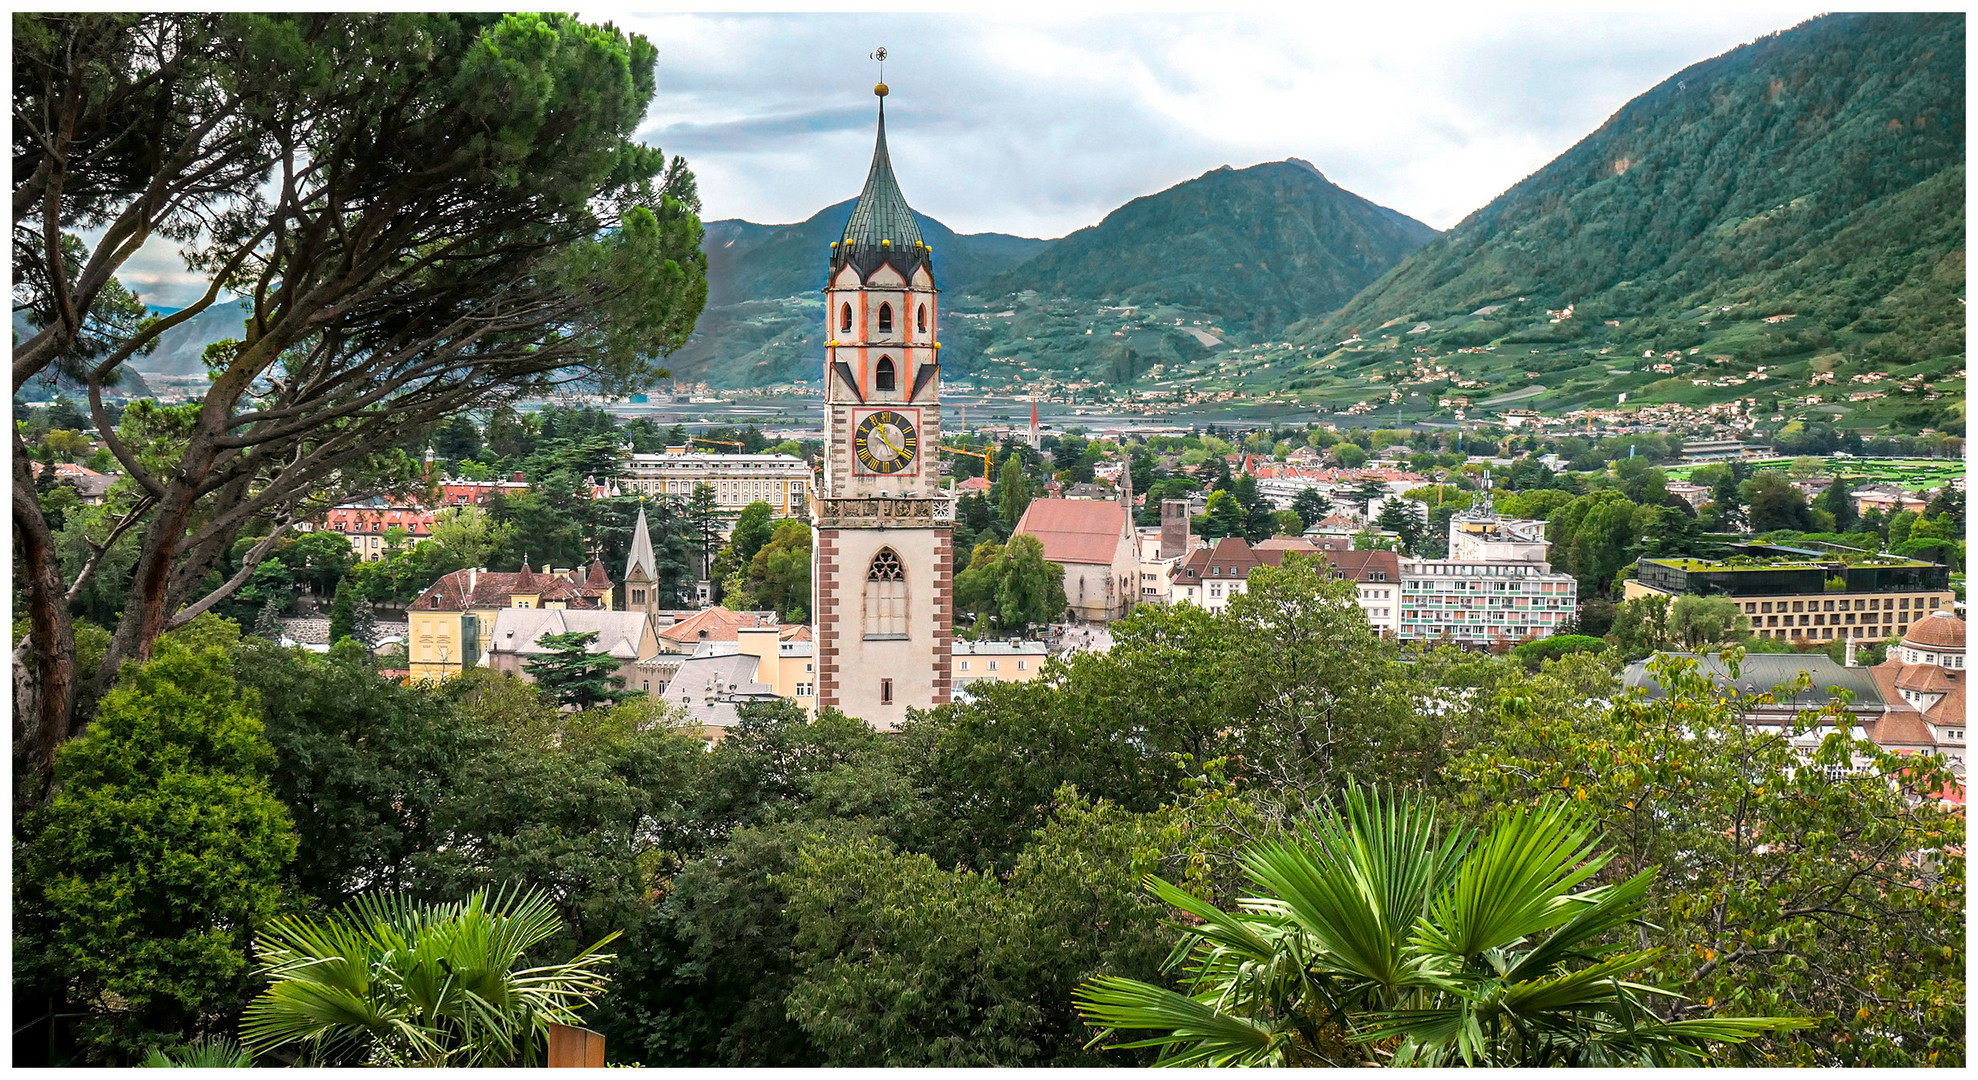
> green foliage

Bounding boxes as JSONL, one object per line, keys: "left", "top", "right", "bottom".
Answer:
{"left": 15, "top": 633, "right": 297, "bottom": 1064}
{"left": 781, "top": 794, "right": 1183, "bottom": 1066}
{"left": 724, "top": 518, "right": 812, "bottom": 621}
{"left": 1454, "top": 652, "right": 1965, "bottom": 1066}
{"left": 279, "top": 531, "right": 356, "bottom": 594}
{"left": 1511, "top": 633, "right": 1611, "bottom": 671}
{"left": 1075, "top": 784, "right": 1809, "bottom": 1066}
{"left": 141, "top": 1036, "right": 252, "bottom": 1068}
{"left": 1668, "top": 594, "right": 1749, "bottom": 648}
{"left": 996, "top": 453, "right": 1034, "bottom": 525}
{"left": 523, "top": 631, "right": 634, "bottom": 711}
{"left": 1741, "top": 471, "right": 1815, "bottom": 533}
{"left": 238, "top": 639, "right": 488, "bottom": 908}
{"left": 327, "top": 577, "right": 357, "bottom": 644}
{"left": 954, "top": 533, "right": 1068, "bottom": 636}
{"left": 241, "top": 886, "right": 619, "bottom": 1067}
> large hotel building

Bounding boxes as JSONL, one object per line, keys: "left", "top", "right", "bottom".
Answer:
{"left": 619, "top": 447, "right": 812, "bottom": 519}
{"left": 1623, "top": 544, "right": 1954, "bottom": 643}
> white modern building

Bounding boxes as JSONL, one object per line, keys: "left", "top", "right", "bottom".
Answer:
{"left": 1394, "top": 510, "right": 1578, "bottom": 646}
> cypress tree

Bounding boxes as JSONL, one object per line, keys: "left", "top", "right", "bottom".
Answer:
{"left": 328, "top": 579, "right": 356, "bottom": 643}
{"left": 349, "top": 599, "right": 379, "bottom": 648}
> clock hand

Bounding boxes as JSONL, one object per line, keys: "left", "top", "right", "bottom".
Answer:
{"left": 875, "top": 429, "right": 903, "bottom": 456}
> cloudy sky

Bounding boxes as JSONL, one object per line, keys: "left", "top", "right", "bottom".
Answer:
{"left": 608, "top": 10, "right": 1820, "bottom": 239}
{"left": 121, "top": 9, "right": 1821, "bottom": 307}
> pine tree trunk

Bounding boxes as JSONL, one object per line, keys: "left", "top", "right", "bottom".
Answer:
{"left": 13, "top": 445, "right": 77, "bottom": 801}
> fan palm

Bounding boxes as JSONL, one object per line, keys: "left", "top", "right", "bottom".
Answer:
{"left": 141, "top": 1036, "right": 252, "bottom": 1067}
{"left": 240, "top": 885, "right": 619, "bottom": 1067}
{"left": 1074, "top": 785, "right": 1811, "bottom": 1066}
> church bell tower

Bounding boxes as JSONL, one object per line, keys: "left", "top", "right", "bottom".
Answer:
{"left": 811, "top": 76, "right": 952, "bottom": 729}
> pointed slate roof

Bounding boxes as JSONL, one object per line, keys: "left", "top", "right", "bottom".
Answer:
{"left": 626, "top": 502, "right": 657, "bottom": 583}
{"left": 832, "top": 90, "right": 930, "bottom": 284}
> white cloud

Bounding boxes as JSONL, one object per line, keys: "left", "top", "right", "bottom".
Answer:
{"left": 607, "top": 10, "right": 1819, "bottom": 236}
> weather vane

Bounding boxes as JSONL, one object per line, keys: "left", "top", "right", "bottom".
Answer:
{"left": 870, "top": 46, "right": 889, "bottom": 97}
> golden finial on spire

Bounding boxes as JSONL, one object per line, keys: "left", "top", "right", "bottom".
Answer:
{"left": 870, "top": 46, "right": 888, "bottom": 97}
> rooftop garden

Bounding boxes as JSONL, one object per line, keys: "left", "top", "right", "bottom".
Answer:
{"left": 1646, "top": 552, "right": 1936, "bottom": 572}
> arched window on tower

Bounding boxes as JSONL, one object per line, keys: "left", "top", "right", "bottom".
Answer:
{"left": 875, "top": 356, "right": 897, "bottom": 392}
{"left": 917, "top": 304, "right": 928, "bottom": 333}
{"left": 841, "top": 303, "right": 853, "bottom": 333}
{"left": 878, "top": 303, "right": 893, "bottom": 334}
{"left": 864, "top": 549, "right": 907, "bottom": 638}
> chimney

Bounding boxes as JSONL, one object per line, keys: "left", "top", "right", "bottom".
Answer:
{"left": 468, "top": 567, "right": 478, "bottom": 594}
{"left": 1844, "top": 635, "right": 1858, "bottom": 668}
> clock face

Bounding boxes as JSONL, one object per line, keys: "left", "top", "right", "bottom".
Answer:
{"left": 854, "top": 410, "right": 919, "bottom": 474}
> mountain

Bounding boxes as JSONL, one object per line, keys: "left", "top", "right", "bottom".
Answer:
{"left": 136, "top": 300, "right": 252, "bottom": 377}
{"left": 970, "top": 159, "right": 1437, "bottom": 334}
{"left": 672, "top": 159, "right": 1438, "bottom": 388}
{"left": 661, "top": 201, "right": 1052, "bottom": 386}
{"left": 1287, "top": 12, "right": 1964, "bottom": 434}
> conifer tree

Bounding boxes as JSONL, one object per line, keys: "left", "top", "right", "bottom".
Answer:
{"left": 1817, "top": 473, "right": 1857, "bottom": 533}
{"left": 523, "top": 632, "right": 632, "bottom": 711}
{"left": 349, "top": 600, "right": 379, "bottom": 649}
{"left": 253, "top": 600, "right": 285, "bottom": 641}
{"left": 328, "top": 579, "right": 357, "bottom": 644}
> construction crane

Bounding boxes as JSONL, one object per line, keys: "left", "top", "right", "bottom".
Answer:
{"left": 940, "top": 443, "right": 1000, "bottom": 479}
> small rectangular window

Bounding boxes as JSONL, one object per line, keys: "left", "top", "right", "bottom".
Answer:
{"left": 959, "top": 660, "right": 969, "bottom": 671}
{"left": 1017, "top": 660, "right": 1027, "bottom": 670}
{"left": 988, "top": 660, "right": 999, "bottom": 671}
{"left": 881, "top": 678, "right": 894, "bottom": 705}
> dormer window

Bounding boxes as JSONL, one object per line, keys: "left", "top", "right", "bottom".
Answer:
{"left": 875, "top": 356, "right": 897, "bottom": 392}
{"left": 841, "top": 303, "right": 853, "bottom": 333}
{"left": 878, "top": 303, "right": 893, "bottom": 334}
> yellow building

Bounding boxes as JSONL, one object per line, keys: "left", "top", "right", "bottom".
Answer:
{"left": 951, "top": 639, "right": 1049, "bottom": 691}
{"left": 405, "top": 561, "right": 614, "bottom": 681}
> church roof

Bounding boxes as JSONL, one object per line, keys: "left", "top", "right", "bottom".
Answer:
{"left": 832, "top": 91, "right": 929, "bottom": 284}
{"left": 1014, "top": 499, "right": 1132, "bottom": 567}
{"left": 626, "top": 502, "right": 658, "bottom": 583}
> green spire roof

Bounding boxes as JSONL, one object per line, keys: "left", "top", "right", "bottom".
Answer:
{"left": 833, "top": 95, "right": 930, "bottom": 282}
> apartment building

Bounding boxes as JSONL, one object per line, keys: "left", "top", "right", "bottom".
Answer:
{"left": 1395, "top": 557, "right": 1579, "bottom": 646}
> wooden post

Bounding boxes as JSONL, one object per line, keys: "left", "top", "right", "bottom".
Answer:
{"left": 546, "top": 1022, "right": 605, "bottom": 1068}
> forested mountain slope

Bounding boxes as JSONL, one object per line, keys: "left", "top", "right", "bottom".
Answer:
{"left": 1300, "top": 12, "right": 1964, "bottom": 382}
{"left": 661, "top": 201, "right": 1050, "bottom": 386}
{"left": 969, "top": 159, "right": 1437, "bottom": 335}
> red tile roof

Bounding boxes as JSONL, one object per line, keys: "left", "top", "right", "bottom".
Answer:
{"left": 1013, "top": 499, "right": 1131, "bottom": 567}
{"left": 659, "top": 606, "right": 776, "bottom": 644}
{"left": 1325, "top": 549, "right": 1401, "bottom": 583}
{"left": 1902, "top": 611, "right": 1965, "bottom": 650}
{"left": 411, "top": 566, "right": 609, "bottom": 612}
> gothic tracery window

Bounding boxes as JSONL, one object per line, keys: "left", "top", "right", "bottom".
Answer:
{"left": 878, "top": 303, "right": 893, "bottom": 334}
{"left": 841, "top": 303, "right": 853, "bottom": 333}
{"left": 875, "top": 356, "right": 897, "bottom": 392}
{"left": 864, "top": 548, "right": 907, "bottom": 637}
{"left": 917, "top": 304, "right": 928, "bottom": 332}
